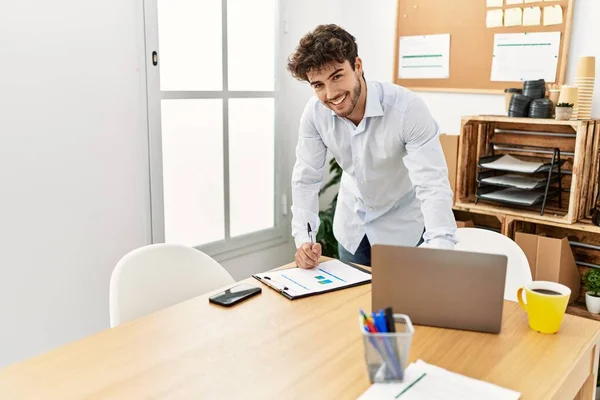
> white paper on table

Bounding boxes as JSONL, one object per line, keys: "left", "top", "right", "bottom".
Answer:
{"left": 487, "top": 10, "right": 504, "bottom": 27}
{"left": 490, "top": 32, "right": 561, "bottom": 82}
{"left": 543, "top": 5, "right": 563, "bottom": 25}
{"left": 358, "top": 359, "right": 521, "bottom": 400}
{"left": 398, "top": 34, "right": 450, "bottom": 79}
{"left": 504, "top": 8, "right": 523, "bottom": 26}
{"left": 481, "top": 174, "right": 547, "bottom": 189}
{"left": 523, "top": 6, "right": 541, "bottom": 26}
{"left": 506, "top": 0, "right": 523, "bottom": 4}
{"left": 487, "top": 0, "right": 504, "bottom": 7}
{"left": 480, "top": 154, "right": 544, "bottom": 173}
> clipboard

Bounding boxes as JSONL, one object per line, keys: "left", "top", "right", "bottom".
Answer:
{"left": 252, "top": 259, "right": 372, "bottom": 300}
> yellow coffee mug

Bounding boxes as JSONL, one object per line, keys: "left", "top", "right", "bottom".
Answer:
{"left": 517, "top": 281, "right": 571, "bottom": 334}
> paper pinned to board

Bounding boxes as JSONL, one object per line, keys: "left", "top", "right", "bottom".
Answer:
{"left": 487, "top": 10, "right": 504, "bottom": 28}
{"left": 504, "top": 8, "right": 523, "bottom": 26}
{"left": 543, "top": 5, "right": 563, "bottom": 25}
{"left": 523, "top": 6, "right": 541, "bottom": 26}
{"left": 397, "top": 34, "right": 450, "bottom": 79}
{"left": 490, "top": 32, "right": 561, "bottom": 82}
{"left": 358, "top": 359, "right": 521, "bottom": 400}
{"left": 487, "top": 0, "right": 504, "bottom": 7}
{"left": 506, "top": 0, "right": 523, "bottom": 4}
{"left": 524, "top": 0, "right": 538, "bottom": 3}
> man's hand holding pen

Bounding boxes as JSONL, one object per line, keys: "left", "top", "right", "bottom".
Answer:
{"left": 295, "top": 222, "right": 322, "bottom": 269}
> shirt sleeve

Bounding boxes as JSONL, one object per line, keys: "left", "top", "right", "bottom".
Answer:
{"left": 401, "top": 96, "right": 457, "bottom": 248}
{"left": 290, "top": 101, "right": 328, "bottom": 248}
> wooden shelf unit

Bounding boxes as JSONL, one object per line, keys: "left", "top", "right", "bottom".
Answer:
{"left": 456, "top": 116, "right": 600, "bottom": 224}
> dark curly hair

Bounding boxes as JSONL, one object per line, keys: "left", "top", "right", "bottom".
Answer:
{"left": 287, "top": 24, "right": 359, "bottom": 82}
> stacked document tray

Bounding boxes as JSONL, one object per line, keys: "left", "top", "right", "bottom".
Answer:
{"left": 475, "top": 152, "right": 564, "bottom": 214}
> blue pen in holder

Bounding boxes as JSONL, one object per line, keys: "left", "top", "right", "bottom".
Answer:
{"left": 359, "top": 314, "right": 414, "bottom": 383}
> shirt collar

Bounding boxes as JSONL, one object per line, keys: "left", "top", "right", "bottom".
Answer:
{"left": 331, "top": 80, "right": 384, "bottom": 118}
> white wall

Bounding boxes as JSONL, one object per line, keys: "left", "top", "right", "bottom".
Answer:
{"left": 0, "top": 2, "right": 151, "bottom": 367}
{"left": 279, "top": 1, "right": 346, "bottom": 210}
{"left": 340, "top": 0, "right": 600, "bottom": 134}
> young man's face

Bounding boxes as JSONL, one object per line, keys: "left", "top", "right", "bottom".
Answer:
{"left": 306, "top": 58, "right": 363, "bottom": 118}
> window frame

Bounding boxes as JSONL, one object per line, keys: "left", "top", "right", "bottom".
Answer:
{"left": 143, "top": 0, "right": 288, "bottom": 261}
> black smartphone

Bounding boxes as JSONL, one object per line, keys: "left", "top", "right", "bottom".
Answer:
{"left": 208, "top": 283, "right": 262, "bottom": 307}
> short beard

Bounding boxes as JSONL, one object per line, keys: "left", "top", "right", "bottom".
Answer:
{"left": 336, "top": 76, "right": 362, "bottom": 118}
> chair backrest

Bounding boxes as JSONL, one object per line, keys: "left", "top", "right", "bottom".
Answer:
{"left": 109, "top": 243, "right": 234, "bottom": 327}
{"left": 454, "top": 227, "right": 532, "bottom": 302}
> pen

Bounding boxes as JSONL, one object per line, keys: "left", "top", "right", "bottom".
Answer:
{"left": 307, "top": 222, "right": 313, "bottom": 244}
{"left": 395, "top": 373, "right": 426, "bottom": 398}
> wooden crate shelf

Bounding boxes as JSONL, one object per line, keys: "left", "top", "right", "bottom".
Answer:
{"left": 567, "top": 302, "right": 600, "bottom": 322}
{"left": 457, "top": 116, "right": 600, "bottom": 224}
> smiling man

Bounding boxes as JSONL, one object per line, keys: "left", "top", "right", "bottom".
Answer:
{"left": 287, "top": 24, "right": 457, "bottom": 269}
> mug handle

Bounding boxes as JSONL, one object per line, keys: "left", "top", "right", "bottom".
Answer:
{"left": 517, "top": 287, "right": 527, "bottom": 312}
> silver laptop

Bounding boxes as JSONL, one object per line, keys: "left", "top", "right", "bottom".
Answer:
{"left": 371, "top": 245, "right": 507, "bottom": 334}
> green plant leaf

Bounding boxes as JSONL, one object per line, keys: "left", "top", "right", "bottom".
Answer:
{"left": 316, "top": 159, "right": 342, "bottom": 258}
{"left": 583, "top": 269, "right": 600, "bottom": 295}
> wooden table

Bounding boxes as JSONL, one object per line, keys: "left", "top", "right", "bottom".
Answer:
{"left": 1, "top": 260, "right": 600, "bottom": 399}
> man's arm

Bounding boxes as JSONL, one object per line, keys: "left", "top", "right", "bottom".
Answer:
{"left": 401, "top": 96, "right": 457, "bottom": 249}
{"left": 291, "top": 102, "right": 328, "bottom": 265}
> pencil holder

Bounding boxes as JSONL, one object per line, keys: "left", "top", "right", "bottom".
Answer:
{"left": 359, "top": 314, "right": 414, "bottom": 383}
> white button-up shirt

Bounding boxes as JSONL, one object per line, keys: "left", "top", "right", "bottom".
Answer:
{"left": 291, "top": 81, "right": 457, "bottom": 254}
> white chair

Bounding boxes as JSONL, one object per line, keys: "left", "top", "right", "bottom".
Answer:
{"left": 109, "top": 243, "right": 234, "bottom": 327}
{"left": 454, "top": 227, "right": 532, "bottom": 302}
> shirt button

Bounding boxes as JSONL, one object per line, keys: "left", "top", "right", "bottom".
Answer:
{"left": 360, "top": 180, "right": 366, "bottom": 184}
{"left": 355, "top": 157, "right": 360, "bottom": 162}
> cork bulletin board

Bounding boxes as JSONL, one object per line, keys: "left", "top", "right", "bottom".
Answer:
{"left": 393, "top": 0, "right": 575, "bottom": 94}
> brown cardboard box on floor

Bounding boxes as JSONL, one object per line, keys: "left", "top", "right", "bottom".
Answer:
{"left": 439, "top": 134, "right": 459, "bottom": 203}
{"left": 456, "top": 220, "right": 475, "bottom": 228}
{"left": 514, "top": 231, "right": 581, "bottom": 304}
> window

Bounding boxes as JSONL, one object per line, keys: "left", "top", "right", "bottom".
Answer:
{"left": 144, "top": 0, "right": 285, "bottom": 257}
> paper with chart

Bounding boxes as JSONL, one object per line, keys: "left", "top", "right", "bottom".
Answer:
{"left": 358, "top": 359, "right": 521, "bottom": 400}
{"left": 253, "top": 259, "right": 371, "bottom": 298}
{"left": 397, "top": 34, "right": 450, "bottom": 79}
{"left": 491, "top": 32, "right": 561, "bottom": 82}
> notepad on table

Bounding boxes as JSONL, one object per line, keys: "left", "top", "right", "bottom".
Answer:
{"left": 358, "top": 359, "right": 521, "bottom": 399}
{"left": 253, "top": 259, "right": 371, "bottom": 300}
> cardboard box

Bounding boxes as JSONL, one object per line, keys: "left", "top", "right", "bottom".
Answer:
{"left": 456, "top": 220, "right": 475, "bottom": 228}
{"left": 439, "top": 134, "right": 459, "bottom": 202}
{"left": 514, "top": 231, "right": 581, "bottom": 304}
